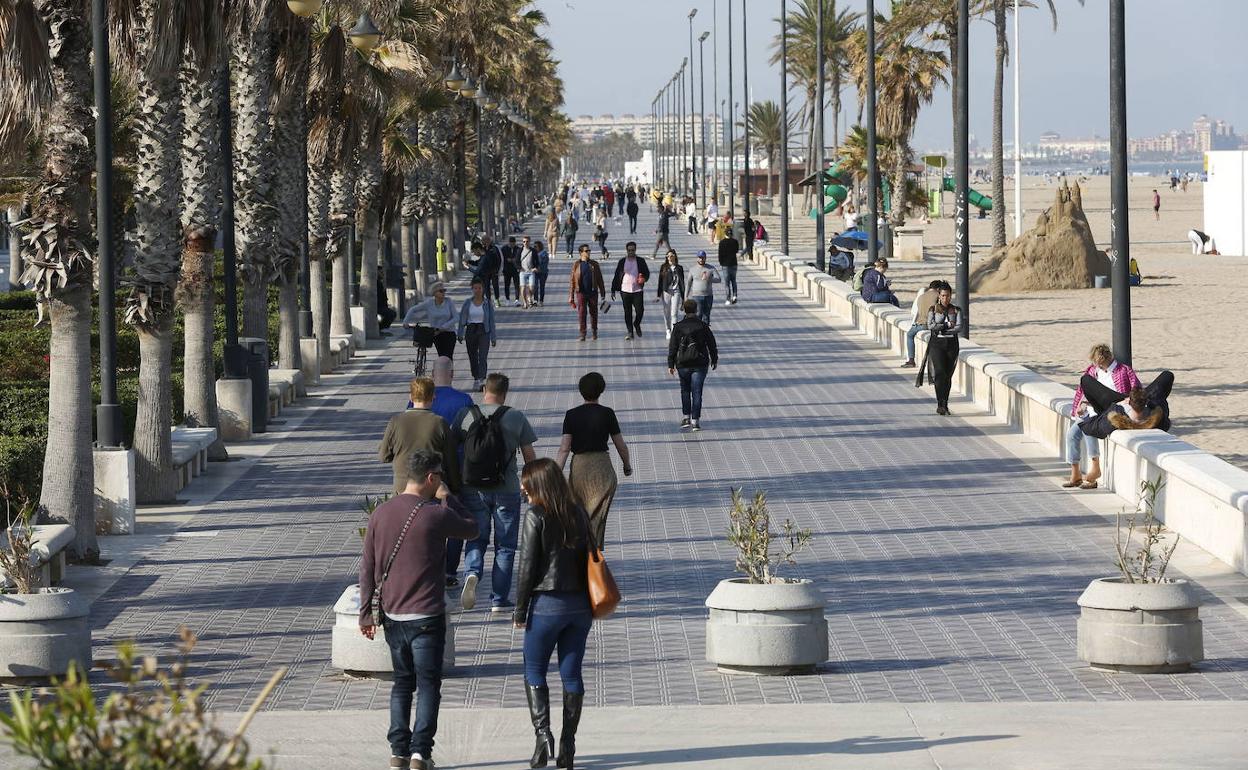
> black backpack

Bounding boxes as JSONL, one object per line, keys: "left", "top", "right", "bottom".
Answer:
{"left": 462, "top": 405, "right": 511, "bottom": 487}
{"left": 674, "top": 327, "right": 705, "bottom": 368}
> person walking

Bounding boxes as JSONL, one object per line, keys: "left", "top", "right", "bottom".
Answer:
{"left": 378, "top": 377, "right": 462, "bottom": 496}
{"left": 402, "top": 282, "right": 458, "bottom": 359}
{"left": 503, "top": 236, "right": 523, "bottom": 307}
{"left": 625, "top": 197, "right": 639, "bottom": 234}
{"left": 556, "top": 372, "right": 632, "bottom": 548}
{"left": 610, "top": 242, "right": 650, "bottom": 340}
{"left": 543, "top": 210, "right": 560, "bottom": 252}
{"left": 685, "top": 250, "right": 721, "bottom": 325}
{"left": 716, "top": 228, "right": 739, "bottom": 306}
{"left": 651, "top": 204, "right": 673, "bottom": 258}
{"left": 519, "top": 236, "right": 539, "bottom": 309}
{"left": 534, "top": 240, "right": 551, "bottom": 306}
{"left": 478, "top": 235, "right": 504, "bottom": 307}
{"left": 704, "top": 199, "right": 719, "bottom": 235}
{"left": 429, "top": 357, "right": 475, "bottom": 589}
{"left": 359, "top": 449, "right": 479, "bottom": 770}
{"left": 453, "top": 373, "right": 538, "bottom": 613}
{"left": 513, "top": 458, "right": 594, "bottom": 770}
{"left": 741, "top": 211, "right": 755, "bottom": 262}
{"left": 561, "top": 215, "right": 579, "bottom": 258}
{"left": 604, "top": 183, "right": 615, "bottom": 217}
{"left": 458, "top": 279, "right": 497, "bottom": 391}
{"left": 569, "top": 245, "right": 605, "bottom": 342}
{"left": 655, "top": 249, "right": 686, "bottom": 340}
{"left": 667, "top": 299, "right": 719, "bottom": 432}
{"left": 926, "top": 285, "right": 963, "bottom": 415}
{"left": 901, "top": 280, "right": 944, "bottom": 368}
{"left": 685, "top": 199, "right": 699, "bottom": 234}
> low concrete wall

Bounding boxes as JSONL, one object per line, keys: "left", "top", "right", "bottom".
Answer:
{"left": 751, "top": 245, "right": 1248, "bottom": 577}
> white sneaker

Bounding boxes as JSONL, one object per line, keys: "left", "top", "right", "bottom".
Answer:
{"left": 461, "top": 574, "right": 479, "bottom": 610}
{"left": 690, "top": 420, "right": 702, "bottom": 432}
{"left": 513, "top": 300, "right": 522, "bottom": 307}
{"left": 665, "top": 329, "right": 672, "bottom": 340}
{"left": 723, "top": 299, "right": 731, "bottom": 306}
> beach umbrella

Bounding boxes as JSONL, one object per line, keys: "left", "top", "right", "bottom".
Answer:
{"left": 832, "top": 230, "right": 881, "bottom": 251}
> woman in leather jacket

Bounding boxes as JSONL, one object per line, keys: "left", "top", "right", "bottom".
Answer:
{"left": 514, "top": 458, "right": 592, "bottom": 769}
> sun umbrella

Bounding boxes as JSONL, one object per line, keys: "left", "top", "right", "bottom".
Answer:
{"left": 831, "top": 229, "right": 881, "bottom": 251}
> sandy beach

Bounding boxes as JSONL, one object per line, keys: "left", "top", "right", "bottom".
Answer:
{"left": 756, "top": 174, "right": 1248, "bottom": 471}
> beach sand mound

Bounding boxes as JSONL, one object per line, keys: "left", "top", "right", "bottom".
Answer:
{"left": 971, "top": 181, "right": 1111, "bottom": 293}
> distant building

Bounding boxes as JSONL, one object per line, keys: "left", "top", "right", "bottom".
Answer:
{"left": 1037, "top": 132, "right": 1109, "bottom": 158}
{"left": 571, "top": 112, "right": 723, "bottom": 145}
{"left": 1128, "top": 115, "right": 1238, "bottom": 158}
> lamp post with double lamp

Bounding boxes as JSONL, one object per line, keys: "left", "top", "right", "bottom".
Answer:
{"left": 712, "top": 0, "right": 720, "bottom": 203}
{"left": 741, "top": 0, "right": 751, "bottom": 219}
{"left": 688, "top": 8, "right": 699, "bottom": 207}
{"left": 288, "top": 0, "right": 320, "bottom": 341}
{"left": 347, "top": 12, "right": 382, "bottom": 305}
{"left": 91, "top": 0, "right": 121, "bottom": 446}
{"left": 679, "top": 60, "right": 688, "bottom": 195}
{"left": 726, "top": 0, "right": 735, "bottom": 217}
{"left": 699, "top": 31, "right": 710, "bottom": 211}
{"left": 866, "top": 0, "right": 880, "bottom": 267}
{"left": 779, "top": 0, "right": 789, "bottom": 256}
{"left": 954, "top": 0, "right": 971, "bottom": 336}
{"left": 651, "top": 97, "right": 658, "bottom": 188}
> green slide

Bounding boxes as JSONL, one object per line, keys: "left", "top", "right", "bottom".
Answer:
{"left": 808, "top": 184, "right": 848, "bottom": 217}
{"left": 941, "top": 176, "right": 992, "bottom": 211}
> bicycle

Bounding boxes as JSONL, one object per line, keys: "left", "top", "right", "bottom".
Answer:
{"left": 410, "top": 324, "right": 436, "bottom": 377}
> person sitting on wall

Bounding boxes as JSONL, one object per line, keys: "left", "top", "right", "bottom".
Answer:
{"left": 860, "top": 257, "right": 900, "bottom": 307}
{"left": 1078, "top": 371, "right": 1174, "bottom": 446}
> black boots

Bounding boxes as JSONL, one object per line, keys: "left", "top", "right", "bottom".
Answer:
{"left": 526, "top": 685, "right": 556, "bottom": 768}
{"left": 555, "top": 690, "right": 584, "bottom": 769}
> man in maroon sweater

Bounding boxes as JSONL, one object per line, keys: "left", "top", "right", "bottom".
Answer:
{"left": 360, "top": 449, "right": 478, "bottom": 770}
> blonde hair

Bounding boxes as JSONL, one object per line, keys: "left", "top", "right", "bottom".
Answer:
{"left": 409, "top": 377, "right": 435, "bottom": 404}
{"left": 1089, "top": 344, "right": 1113, "bottom": 366}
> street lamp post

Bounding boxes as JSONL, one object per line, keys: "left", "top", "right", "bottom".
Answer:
{"left": 679, "top": 62, "right": 687, "bottom": 194}
{"left": 712, "top": 0, "right": 720, "bottom": 203}
{"left": 779, "top": 0, "right": 789, "bottom": 256}
{"left": 955, "top": 0, "right": 971, "bottom": 337}
{"left": 288, "top": 2, "right": 317, "bottom": 340}
{"left": 699, "top": 31, "right": 709, "bottom": 212}
{"left": 741, "top": 0, "right": 751, "bottom": 219}
{"left": 92, "top": 0, "right": 121, "bottom": 446}
{"left": 1109, "top": 0, "right": 1131, "bottom": 363}
{"left": 218, "top": 65, "right": 247, "bottom": 378}
{"left": 814, "top": 0, "right": 825, "bottom": 272}
{"left": 689, "top": 8, "right": 699, "bottom": 207}
{"left": 726, "top": 0, "right": 735, "bottom": 217}
{"left": 866, "top": 0, "right": 880, "bottom": 266}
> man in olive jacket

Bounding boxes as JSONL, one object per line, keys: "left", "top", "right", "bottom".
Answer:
{"left": 378, "top": 377, "right": 462, "bottom": 494}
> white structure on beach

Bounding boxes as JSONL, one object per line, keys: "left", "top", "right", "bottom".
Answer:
{"left": 1204, "top": 151, "right": 1248, "bottom": 256}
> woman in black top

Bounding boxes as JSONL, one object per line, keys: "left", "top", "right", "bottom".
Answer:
{"left": 515, "top": 458, "right": 593, "bottom": 770}
{"left": 926, "top": 284, "right": 963, "bottom": 415}
{"left": 555, "top": 372, "right": 632, "bottom": 548}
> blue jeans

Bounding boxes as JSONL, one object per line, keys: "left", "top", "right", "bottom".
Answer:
{"left": 678, "top": 367, "right": 709, "bottom": 420}
{"left": 693, "top": 294, "right": 713, "bottom": 325}
{"left": 722, "top": 265, "right": 738, "bottom": 299}
{"left": 522, "top": 591, "right": 593, "bottom": 693}
{"left": 1066, "top": 420, "right": 1099, "bottom": 464}
{"left": 906, "top": 322, "right": 923, "bottom": 362}
{"left": 384, "top": 614, "right": 446, "bottom": 759}
{"left": 462, "top": 488, "right": 522, "bottom": 605}
{"left": 865, "top": 289, "right": 900, "bottom": 307}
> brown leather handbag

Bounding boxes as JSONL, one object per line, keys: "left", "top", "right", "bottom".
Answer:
{"left": 584, "top": 513, "right": 621, "bottom": 619}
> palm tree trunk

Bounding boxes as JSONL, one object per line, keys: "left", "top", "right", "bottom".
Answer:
{"left": 832, "top": 72, "right": 842, "bottom": 156}
{"left": 179, "top": 58, "right": 226, "bottom": 460}
{"left": 991, "top": 0, "right": 1008, "bottom": 248}
{"left": 308, "top": 157, "right": 332, "bottom": 366}
{"left": 329, "top": 163, "right": 355, "bottom": 338}
{"left": 134, "top": 320, "right": 179, "bottom": 502}
{"left": 277, "top": 276, "right": 299, "bottom": 369}
{"left": 356, "top": 141, "right": 382, "bottom": 340}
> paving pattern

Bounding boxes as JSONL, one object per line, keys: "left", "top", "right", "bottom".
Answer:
{"left": 90, "top": 203, "right": 1248, "bottom": 711}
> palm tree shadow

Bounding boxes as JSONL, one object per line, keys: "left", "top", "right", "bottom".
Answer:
{"left": 468, "top": 734, "right": 1016, "bottom": 768}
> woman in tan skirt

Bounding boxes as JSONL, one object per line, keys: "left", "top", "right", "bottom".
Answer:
{"left": 555, "top": 372, "right": 632, "bottom": 548}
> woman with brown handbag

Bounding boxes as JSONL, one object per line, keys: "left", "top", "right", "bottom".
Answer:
{"left": 514, "top": 458, "right": 598, "bottom": 769}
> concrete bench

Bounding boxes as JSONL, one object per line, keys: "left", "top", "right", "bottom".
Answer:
{"left": 330, "top": 335, "right": 353, "bottom": 366}
{"left": 170, "top": 426, "right": 218, "bottom": 491}
{"left": 1, "top": 524, "right": 75, "bottom": 587}
{"left": 268, "top": 385, "right": 283, "bottom": 418}
{"left": 270, "top": 369, "right": 306, "bottom": 402}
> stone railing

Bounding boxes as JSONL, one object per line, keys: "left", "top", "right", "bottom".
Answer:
{"left": 751, "top": 244, "right": 1248, "bottom": 576}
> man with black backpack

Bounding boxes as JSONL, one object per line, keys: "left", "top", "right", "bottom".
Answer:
{"left": 667, "top": 299, "right": 720, "bottom": 432}
{"left": 451, "top": 373, "right": 538, "bottom": 612}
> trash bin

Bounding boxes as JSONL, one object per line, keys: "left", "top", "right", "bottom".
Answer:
{"left": 238, "top": 336, "right": 269, "bottom": 433}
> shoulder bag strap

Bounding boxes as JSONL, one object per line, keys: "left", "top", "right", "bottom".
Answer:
{"left": 371, "top": 500, "right": 428, "bottom": 622}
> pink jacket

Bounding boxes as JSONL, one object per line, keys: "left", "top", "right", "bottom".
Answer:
{"left": 1071, "top": 361, "right": 1142, "bottom": 416}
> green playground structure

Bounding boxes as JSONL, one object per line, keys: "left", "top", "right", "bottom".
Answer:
{"left": 808, "top": 163, "right": 850, "bottom": 217}
{"left": 941, "top": 176, "right": 992, "bottom": 211}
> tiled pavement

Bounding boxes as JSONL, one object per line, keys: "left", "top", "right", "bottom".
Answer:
{"left": 88, "top": 204, "right": 1248, "bottom": 713}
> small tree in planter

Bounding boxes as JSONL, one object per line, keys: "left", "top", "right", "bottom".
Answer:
{"left": 705, "top": 488, "right": 827, "bottom": 675}
{"left": 357, "top": 493, "right": 391, "bottom": 539}
{"left": 0, "top": 491, "right": 91, "bottom": 679}
{"left": 726, "top": 488, "right": 812, "bottom": 584}
{"left": 1078, "top": 478, "right": 1204, "bottom": 673}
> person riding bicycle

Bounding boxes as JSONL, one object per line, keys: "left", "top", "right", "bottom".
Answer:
{"left": 402, "top": 282, "right": 458, "bottom": 367}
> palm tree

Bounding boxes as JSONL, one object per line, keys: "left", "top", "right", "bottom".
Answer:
{"left": 770, "top": 0, "right": 861, "bottom": 211}
{"left": 740, "top": 101, "right": 787, "bottom": 197}
{"left": 1, "top": 0, "right": 101, "bottom": 560}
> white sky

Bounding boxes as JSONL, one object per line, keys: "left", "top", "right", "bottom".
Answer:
{"left": 531, "top": 0, "right": 1248, "bottom": 150}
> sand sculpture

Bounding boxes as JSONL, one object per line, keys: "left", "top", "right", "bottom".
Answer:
{"left": 970, "top": 180, "right": 1111, "bottom": 293}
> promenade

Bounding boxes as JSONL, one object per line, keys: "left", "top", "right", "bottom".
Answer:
{"left": 9, "top": 204, "right": 1248, "bottom": 768}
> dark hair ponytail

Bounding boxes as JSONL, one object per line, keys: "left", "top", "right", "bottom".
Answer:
{"left": 521, "top": 458, "right": 583, "bottom": 548}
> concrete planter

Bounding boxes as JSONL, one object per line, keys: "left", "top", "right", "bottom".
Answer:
{"left": 330, "top": 584, "right": 455, "bottom": 675}
{"left": 0, "top": 587, "right": 92, "bottom": 679}
{"left": 1076, "top": 577, "right": 1203, "bottom": 673}
{"left": 705, "top": 578, "right": 828, "bottom": 675}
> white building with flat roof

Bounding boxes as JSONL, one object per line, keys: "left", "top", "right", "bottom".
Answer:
{"left": 571, "top": 113, "right": 723, "bottom": 146}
